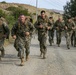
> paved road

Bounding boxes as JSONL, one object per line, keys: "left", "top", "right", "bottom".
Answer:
{"left": 0, "top": 36, "right": 76, "bottom": 75}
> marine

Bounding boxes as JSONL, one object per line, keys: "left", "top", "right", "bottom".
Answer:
{"left": 54, "top": 18, "right": 64, "bottom": 47}
{"left": 11, "top": 14, "right": 34, "bottom": 66}
{"left": 48, "top": 17, "right": 55, "bottom": 46}
{"left": 35, "top": 10, "right": 50, "bottom": 59}
{"left": 65, "top": 17, "right": 75, "bottom": 49}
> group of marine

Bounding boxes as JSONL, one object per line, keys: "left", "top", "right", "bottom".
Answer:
{"left": 0, "top": 10, "right": 76, "bottom": 66}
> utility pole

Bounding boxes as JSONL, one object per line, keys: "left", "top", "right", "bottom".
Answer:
{"left": 36, "top": 0, "right": 38, "bottom": 20}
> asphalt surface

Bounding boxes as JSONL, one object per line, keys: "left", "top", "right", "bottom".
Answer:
{"left": 0, "top": 36, "right": 76, "bottom": 75}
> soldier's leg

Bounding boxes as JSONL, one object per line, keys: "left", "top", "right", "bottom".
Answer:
{"left": 48, "top": 31, "right": 52, "bottom": 46}
{"left": 18, "top": 39, "right": 25, "bottom": 66}
{"left": 25, "top": 41, "right": 30, "bottom": 61}
{"left": 56, "top": 32, "right": 60, "bottom": 46}
{"left": 14, "top": 39, "right": 21, "bottom": 57}
{"left": 40, "top": 41, "right": 44, "bottom": 57}
{"left": 1, "top": 47, "right": 5, "bottom": 57}
{"left": 74, "top": 38, "right": 76, "bottom": 47}
{"left": 71, "top": 31, "right": 74, "bottom": 46}
{"left": 56, "top": 31, "right": 58, "bottom": 44}
{"left": 58, "top": 32, "right": 62, "bottom": 46}
{"left": 38, "top": 35, "right": 43, "bottom": 57}
{"left": 42, "top": 35, "right": 47, "bottom": 59}
{"left": 66, "top": 32, "right": 72, "bottom": 49}
{"left": 66, "top": 32, "right": 70, "bottom": 49}
{"left": 74, "top": 31, "right": 76, "bottom": 47}
{"left": 52, "top": 31, "right": 54, "bottom": 43}
{"left": 0, "top": 39, "right": 5, "bottom": 57}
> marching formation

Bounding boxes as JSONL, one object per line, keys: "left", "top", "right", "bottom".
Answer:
{"left": 0, "top": 10, "right": 76, "bottom": 66}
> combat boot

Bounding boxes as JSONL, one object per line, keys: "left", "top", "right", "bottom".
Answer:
{"left": 1, "top": 50, "right": 5, "bottom": 57}
{"left": 20, "top": 58, "right": 25, "bottom": 66}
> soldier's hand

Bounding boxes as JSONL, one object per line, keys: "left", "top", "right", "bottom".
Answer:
{"left": 13, "top": 35, "right": 16, "bottom": 39}
{"left": 39, "top": 25, "right": 43, "bottom": 28}
{"left": 25, "top": 32, "right": 30, "bottom": 36}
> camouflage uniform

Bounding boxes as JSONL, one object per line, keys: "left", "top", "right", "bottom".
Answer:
{"left": 0, "top": 19, "right": 9, "bottom": 59}
{"left": 65, "top": 21, "right": 75, "bottom": 49}
{"left": 48, "top": 19, "right": 54, "bottom": 46}
{"left": 11, "top": 20, "right": 34, "bottom": 60}
{"left": 54, "top": 20, "right": 64, "bottom": 47}
{"left": 35, "top": 15, "right": 49, "bottom": 59}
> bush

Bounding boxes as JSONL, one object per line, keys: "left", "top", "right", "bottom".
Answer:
{"left": 5, "top": 15, "right": 16, "bottom": 29}
{"left": 0, "top": 9, "right": 6, "bottom": 18}
{"left": 6, "top": 6, "right": 31, "bottom": 20}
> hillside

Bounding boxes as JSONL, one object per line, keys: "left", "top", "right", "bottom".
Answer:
{"left": 0, "top": 2, "right": 63, "bottom": 21}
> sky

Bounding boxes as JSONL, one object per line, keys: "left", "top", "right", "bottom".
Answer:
{"left": 0, "top": 0, "right": 70, "bottom": 10}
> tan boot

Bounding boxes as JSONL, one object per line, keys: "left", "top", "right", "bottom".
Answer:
{"left": 20, "top": 58, "right": 25, "bottom": 66}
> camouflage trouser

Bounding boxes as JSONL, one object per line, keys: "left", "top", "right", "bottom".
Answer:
{"left": 56, "top": 31, "right": 62, "bottom": 45}
{"left": 48, "top": 30, "right": 54, "bottom": 45}
{"left": 14, "top": 36, "right": 30, "bottom": 59}
{"left": 65, "top": 31, "right": 73, "bottom": 47}
{"left": 38, "top": 32, "right": 47, "bottom": 55}
{"left": 0, "top": 39, "right": 4, "bottom": 57}
{"left": 71, "top": 31, "right": 74, "bottom": 46}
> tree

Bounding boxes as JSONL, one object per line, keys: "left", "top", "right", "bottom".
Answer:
{"left": 64, "top": 0, "right": 76, "bottom": 18}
